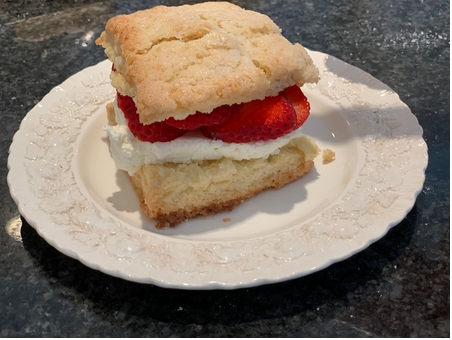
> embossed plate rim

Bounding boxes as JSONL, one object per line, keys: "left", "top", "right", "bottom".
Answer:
{"left": 7, "top": 50, "right": 428, "bottom": 289}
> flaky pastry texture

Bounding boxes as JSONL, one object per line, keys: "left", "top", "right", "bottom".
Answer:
{"left": 129, "top": 136, "right": 320, "bottom": 228}
{"left": 96, "top": 2, "right": 319, "bottom": 124}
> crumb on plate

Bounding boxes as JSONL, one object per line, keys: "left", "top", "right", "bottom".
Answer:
{"left": 223, "top": 218, "right": 231, "bottom": 222}
{"left": 323, "top": 149, "right": 336, "bottom": 162}
{"left": 106, "top": 102, "right": 116, "bottom": 126}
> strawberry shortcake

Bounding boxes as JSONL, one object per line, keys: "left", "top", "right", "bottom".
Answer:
{"left": 96, "top": 2, "right": 320, "bottom": 228}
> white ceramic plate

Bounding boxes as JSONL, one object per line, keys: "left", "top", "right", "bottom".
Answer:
{"left": 7, "top": 51, "right": 428, "bottom": 289}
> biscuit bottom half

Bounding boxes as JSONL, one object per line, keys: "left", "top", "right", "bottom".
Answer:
{"left": 128, "top": 136, "right": 320, "bottom": 228}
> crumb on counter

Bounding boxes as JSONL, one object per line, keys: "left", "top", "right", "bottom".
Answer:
{"left": 223, "top": 218, "right": 231, "bottom": 222}
{"left": 323, "top": 149, "right": 336, "bottom": 162}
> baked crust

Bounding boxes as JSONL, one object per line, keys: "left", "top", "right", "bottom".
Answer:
{"left": 129, "top": 137, "right": 319, "bottom": 228}
{"left": 96, "top": 2, "right": 319, "bottom": 124}
{"left": 138, "top": 160, "right": 313, "bottom": 228}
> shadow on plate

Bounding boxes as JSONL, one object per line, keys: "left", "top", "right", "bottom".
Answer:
{"left": 323, "top": 54, "right": 390, "bottom": 91}
{"left": 106, "top": 165, "right": 319, "bottom": 237}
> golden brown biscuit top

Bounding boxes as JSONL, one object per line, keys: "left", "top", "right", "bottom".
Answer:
{"left": 96, "top": 2, "right": 319, "bottom": 124}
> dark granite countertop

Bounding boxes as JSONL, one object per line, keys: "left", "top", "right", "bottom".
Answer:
{"left": 1, "top": 0, "right": 449, "bottom": 337}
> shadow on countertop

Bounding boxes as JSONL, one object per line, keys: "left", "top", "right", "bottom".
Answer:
{"left": 19, "top": 207, "right": 426, "bottom": 336}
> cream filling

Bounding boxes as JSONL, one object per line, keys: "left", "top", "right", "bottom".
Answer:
{"left": 104, "top": 99, "right": 306, "bottom": 175}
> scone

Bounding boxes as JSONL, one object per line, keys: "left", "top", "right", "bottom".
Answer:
{"left": 96, "top": 2, "right": 320, "bottom": 228}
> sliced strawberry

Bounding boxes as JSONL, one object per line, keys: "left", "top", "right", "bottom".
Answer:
{"left": 201, "top": 93, "right": 297, "bottom": 143}
{"left": 283, "top": 85, "right": 310, "bottom": 128}
{"left": 166, "top": 105, "right": 232, "bottom": 130}
{"left": 116, "top": 92, "right": 186, "bottom": 143}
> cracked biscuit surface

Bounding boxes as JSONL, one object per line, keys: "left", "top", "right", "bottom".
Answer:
{"left": 96, "top": 2, "right": 319, "bottom": 124}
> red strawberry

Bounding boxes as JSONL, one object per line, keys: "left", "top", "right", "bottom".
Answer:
{"left": 201, "top": 93, "right": 297, "bottom": 143}
{"left": 116, "top": 92, "right": 186, "bottom": 143}
{"left": 165, "top": 105, "right": 232, "bottom": 130}
{"left": 283, "top": 85, "right": 310, "bottom": 128}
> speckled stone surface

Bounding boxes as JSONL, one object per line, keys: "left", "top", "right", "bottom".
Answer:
{"left": 1, "top": 0, "right": 449, "bottom": 337}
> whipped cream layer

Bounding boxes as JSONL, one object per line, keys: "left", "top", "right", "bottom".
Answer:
{"left": 104, "top": 99, "right": 306, "bottom": 175}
